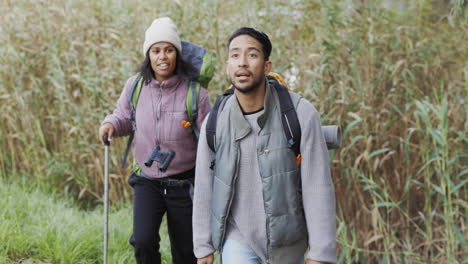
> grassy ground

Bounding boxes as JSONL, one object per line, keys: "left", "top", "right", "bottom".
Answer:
{"left": 0, "top": 0, "right": 466, "bottom": 263}
{"left": 0, "top": 177, "right": 172, "bottom": 264}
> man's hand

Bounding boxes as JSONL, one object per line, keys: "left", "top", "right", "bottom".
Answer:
{"left": 197, "top": 254, "right": 214, "bottom": 264}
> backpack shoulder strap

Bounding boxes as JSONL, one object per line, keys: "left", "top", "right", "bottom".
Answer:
{"left": 267, "top": 77, "right": 302, "bottom": 156}
{"left": 131, "top": 75, "right": 144, "bottom": 110}
{"left": 121, "top": 74, "right": 143, "bottom": 168}
{"left": 206, "top": 88, "right": 234, "bottom": 153}
{"left": 186, "top": 80, "right": 201, "bottom": 140}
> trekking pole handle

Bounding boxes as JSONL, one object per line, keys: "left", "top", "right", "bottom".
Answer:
{"left": 103, "top": 134, "right": 110, "bottom": 146}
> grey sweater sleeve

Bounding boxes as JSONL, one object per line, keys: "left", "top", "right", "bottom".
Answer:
{"left": 192, "top": 114, "right": 216, "bottom": 258}
{"left": 297, "top": 99, "right": 337, "bottom": 263}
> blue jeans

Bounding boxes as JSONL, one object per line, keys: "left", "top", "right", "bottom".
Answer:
{"left": 222, "top": 239, "right": 262, "bottom": 264}
{"left": 221, "top": 239, "right": 305, "bottom": 264}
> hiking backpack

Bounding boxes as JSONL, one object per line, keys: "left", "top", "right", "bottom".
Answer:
{"left": 121, "top": 41, "right": 216, "bottom": 169}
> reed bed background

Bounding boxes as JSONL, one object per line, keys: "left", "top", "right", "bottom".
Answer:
{"left": 0, "top": 0, "right": 466, "bottom": 263}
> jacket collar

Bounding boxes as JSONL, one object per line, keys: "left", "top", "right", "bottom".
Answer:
{"left": 257, "top": 79, "right": 276, "bottom": 129}
{"left": 231, "top": 78, "right": 276, "bottom": 141}
{"left": 148, "top": 74, "right": 183, "bottom": 92}
{"left": 231, "top": 95, "right": 251, "bottom": 141}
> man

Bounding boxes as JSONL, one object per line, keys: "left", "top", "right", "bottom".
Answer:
{"left": 193, "top": 27, "right": 336, "bottom": 264}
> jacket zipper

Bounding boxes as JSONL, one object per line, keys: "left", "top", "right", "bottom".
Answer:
{"left": 218, "top": 143, "right": 241, "bottom": 259}
{"left": 259, "top": 149, "right": 272, "bottom": 264}
{"left": 156, "top": 85, "right": 163, "bottom": 146}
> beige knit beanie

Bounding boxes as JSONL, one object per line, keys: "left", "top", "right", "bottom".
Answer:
{"left": 142, "top": 17, "right": 182, "bottom": 57}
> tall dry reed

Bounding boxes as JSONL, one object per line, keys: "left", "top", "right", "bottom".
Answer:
{"left": 0, "top": 0, "right": 466, "bottom": 263}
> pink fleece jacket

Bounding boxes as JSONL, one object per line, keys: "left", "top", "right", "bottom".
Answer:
{"left": 102, "top": 74, "right": 211, "bottom": 178}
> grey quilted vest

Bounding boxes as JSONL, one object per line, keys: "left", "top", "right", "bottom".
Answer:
{"left": 210, "top": 81, "right": 308, "bottom": 263}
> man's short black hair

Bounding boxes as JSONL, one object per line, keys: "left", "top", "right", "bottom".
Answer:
{"left": 227, "top": 27, "right": 272, "bottom": 61}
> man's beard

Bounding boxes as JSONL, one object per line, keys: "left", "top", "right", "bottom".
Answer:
{"left": 231, "top": 75, "right": 265, "bottom": 94}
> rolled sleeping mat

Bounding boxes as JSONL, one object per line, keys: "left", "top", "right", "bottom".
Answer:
{"left": 322, "top": 125, "right": 342, "bottom": 149}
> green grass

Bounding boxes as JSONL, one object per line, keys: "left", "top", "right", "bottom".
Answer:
{"left": 0, "top": 177, "right": 173, "bottom": 264}
{"left": 0, "top": 0, "right": 466, "bottom": 263}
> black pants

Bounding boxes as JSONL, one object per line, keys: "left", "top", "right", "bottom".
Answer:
{"left": 128, "top": 170, "right": 197, "bottom": 264}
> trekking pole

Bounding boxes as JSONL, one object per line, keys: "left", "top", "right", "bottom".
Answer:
{"left": 102, "top": 134, "right": 110, "bottom": 264}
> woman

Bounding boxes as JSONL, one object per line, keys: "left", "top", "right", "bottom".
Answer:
{"left": 98, "top": 17, "right": 211, "bottom": 264}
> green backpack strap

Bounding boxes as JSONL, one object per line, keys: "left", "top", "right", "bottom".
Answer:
{"left": 121, "top": 74, "right": 143, "bottom": 168}
{"left": 186, "top": 80, "right": 201, "bottom": 140}
{"left": 132, "top": 77, "right": 144, "bottom": 109}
